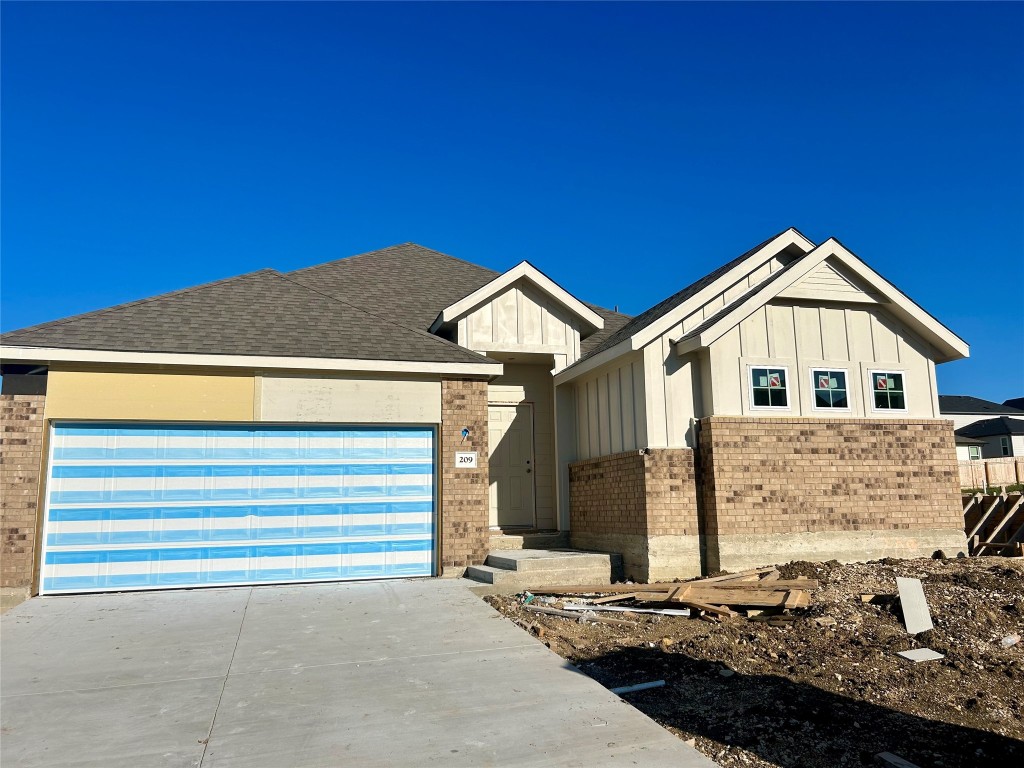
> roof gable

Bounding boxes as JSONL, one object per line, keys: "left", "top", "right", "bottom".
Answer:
{"left": 673, "top": 238, "right": 969, "bottom": 363}
{"left": 430, "top": 261, "right": 604, "bottom": 334}
{"left": 0, "top": 269, "right": 495, "bottom": 366}
{"left": 777, "top": 258, "right": 881, "bottom": 304}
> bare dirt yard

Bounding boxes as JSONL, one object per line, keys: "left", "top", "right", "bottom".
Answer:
{"left": 485, "top": 556, "right": 1024, "bottom": 768}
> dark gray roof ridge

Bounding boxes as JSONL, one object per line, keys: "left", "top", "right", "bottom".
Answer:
{"left": 288, "top": 242, "right": 501, "bottom": 280}
{"left": 939, "top": 395, "right": 1024, "bottom": 415}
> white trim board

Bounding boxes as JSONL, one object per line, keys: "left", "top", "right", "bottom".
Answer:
{"left": 0, "top": 346, "right": 504, "bottom": 376}
{"left": 673, "top": 239, "right": 969, "bottom": 363}
{"left": 430, "top": 261, "right": 604, "bottom": 332}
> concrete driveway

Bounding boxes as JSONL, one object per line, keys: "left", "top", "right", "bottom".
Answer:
{"left": 1, "top": 579, "right": 715, "bottom": 768}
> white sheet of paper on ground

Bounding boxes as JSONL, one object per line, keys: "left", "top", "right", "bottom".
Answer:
{"left": 897, "top": 648, "right": 944, "bottom": 662}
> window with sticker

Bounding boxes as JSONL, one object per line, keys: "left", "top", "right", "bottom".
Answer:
{"left": 811, "top": 369, "right": 848, "bottom": 409}
{"left": 750, "top": 366, "right": 788, "bottom": 408}
{"left": 871, "top": 371, "right": 905, "bottom": 410}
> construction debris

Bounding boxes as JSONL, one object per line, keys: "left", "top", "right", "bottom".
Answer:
{"left": 609, "top": 680, "right": 665, "bottom": 695}
{"left": 523, "top": 604, "right": 637, "bottom": 626}
{"left": 526, "top": 566, "right": 815, "bottom": 621}
{"left": 896, "top": 648, "right": 945, "bottom": 662}
{"left": 486, "top": 556, "right": 1024, "bottom": 768}
{"left": 895, "top": 577, "right": 934, "bottom": 634}
{"left": 560, "top": 603, "right": 691, "bottom": 616}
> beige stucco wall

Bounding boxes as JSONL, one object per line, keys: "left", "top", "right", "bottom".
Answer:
{"left": 45, "top": 370, "right": 257, "bottom": 422}
{"left": 571, "top": 352, "right": 646, "bottom": 460}
{"left": 488, "top": 363, "right": 557, "bottom": 530}
{"left": 260, "top": 375, "right": 441, "bottom": 423}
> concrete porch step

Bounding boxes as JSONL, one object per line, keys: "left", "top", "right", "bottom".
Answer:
{"left": 465, "top": 548, "right": 623, "bottom": 589}
{"left": 488, "top": 530, "right": 570, "bottom": 551}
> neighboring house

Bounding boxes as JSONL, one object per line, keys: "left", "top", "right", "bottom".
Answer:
{"left": 954, "top": 434, "right": 987, "bottom": 462}
{"left": 938, "top": 394, "right": 1024, "bottom": 431}
{"left": 955, "top": 417, "right": 1024, "bottom": 459}
{"left": 0, "top": 228, "right": 970, "bottom": 606}
{"left": 1004, "top": 397, "right": 1024, "bottom": 411}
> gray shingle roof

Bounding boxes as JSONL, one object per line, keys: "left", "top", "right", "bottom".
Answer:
{"left": 0, "top": 269, "right": 494, "bottom": 364}
{"left": 940, "top": 395, "right": 1024, "bottom": 416}
{"left": 288, "top": 243, "right": 632, "bottom": 355}
{"left": 563, "top": 229, "right": 804, "bottom": 369}
{"left": 956, "top": 417, "right": 1024, "bottom": 438}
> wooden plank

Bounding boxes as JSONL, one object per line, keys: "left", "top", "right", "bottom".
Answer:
{"left": 783, "top": 590, "right": 809, "bottom": 609}
{"left": 670, "top": 586, "right": 796, "bottom": 607}
{"left": 966, "top": 495, "right": 1004, "bottom": 540}
{"left": 632, "top": 591, "right": 675, "bottom": 602}
{"left": 980, "top": 495, "right": 1024, "bottom": 551}
{"left": 895, "top": 577, "right": 934, "bottom": 634}
{"left": 695, "top": 567, "right": 779, "bottom": 584}
{"left": 702, "top": 578, "right": 818, "bottom": 591}
{"left": 761, "top": 570, "right": 781, "bottom": 582}
{"left": 682, "top": 601, "right": 738, "bottom": 617}
{"left": 592, "top": 593, "right": 636, "bottom": 604}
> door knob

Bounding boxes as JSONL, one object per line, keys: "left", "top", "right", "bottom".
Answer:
{"left": 526, "top": 468, "right": 532, "bottom": 473}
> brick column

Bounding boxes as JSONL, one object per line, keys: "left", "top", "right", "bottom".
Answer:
{"left": 569, "top": 448, "right": 701, "bottom": 581}
{"left": 697, "top": 416, "right": 967, "bottom": 571}
{"left": 439, "top": 379, "right": 490, "bottom": 575}
{"left": 1, "top": 394, "right": 46, "bottom": 609}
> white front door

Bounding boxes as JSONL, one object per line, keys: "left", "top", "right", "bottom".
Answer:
{"left": 488, "top": 404, "right": 536, "bottom": 528}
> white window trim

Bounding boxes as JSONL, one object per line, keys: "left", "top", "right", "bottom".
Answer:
{"left": 747, "top": 364, "right": 792, "bottom": 411}
{"left": 968, "top": 445, "right": 981, "bottom": 461}
{"left": 1000, "top": 437, "right": 1011, "bottom": 457}
{"left": 867, "top": 368, "right": 909, "bottom": 413}
{"left": 809, "top": 367, "right": 852, "bottom": 412}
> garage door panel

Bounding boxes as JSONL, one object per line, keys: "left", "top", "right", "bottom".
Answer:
{"left": 42, "top": 424, "right": 437, "bottom": 594}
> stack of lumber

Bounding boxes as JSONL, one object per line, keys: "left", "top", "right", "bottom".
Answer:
{"left": 531, "top": 566, "right": 816, "bottom": 619}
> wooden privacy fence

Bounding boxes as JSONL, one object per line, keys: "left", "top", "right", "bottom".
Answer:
{"left": 958, "top": 457, "right": 1024, "bottom": 490}
{"left": 963, "top": 493, "right": 1024, "bottom": 557}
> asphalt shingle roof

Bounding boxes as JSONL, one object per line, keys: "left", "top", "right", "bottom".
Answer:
{"left": 1, "top": 242, "right": 629, "bottom": 363}
{"left": 564, "top": 229, "right": 804, "bottom": 369}
{"left": 0, "top": 269, "right": 494, "bottom": 364}
{"left": 938, "top": 395, "right": 1024, "bottom": 416}
{"left": 955, "top": 417, "right": 1024, "bottom": 438}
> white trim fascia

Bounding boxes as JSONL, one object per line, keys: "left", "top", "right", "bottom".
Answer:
{"left": 431, "top": 261, "right": 604, "bottom": 331}
{"left": 0, "top": 346, "right": 504, "bottom": 376}
{"left": 551, "top": 337, "right": 634, "bottom": 385}
{"left": 830, "top": 247, "right": 969, "bottom": 362}
{"left": 673, "top": 240, "right": 836, "bottom": 354}
{"left": 629, "top": 228, "right": 815, "bottom": 350}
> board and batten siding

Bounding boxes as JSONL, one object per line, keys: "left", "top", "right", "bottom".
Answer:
{"left": 707, "top": 301, "right": 941, "bottom": 418}
{"left": 572, "top": 353, "right": 646, "bottom": 460}
{"left": 459, "top": 279, "right": 583, "bottom": 367}
{"left": 488, "top": 364, "right": 558, "bottom": 529}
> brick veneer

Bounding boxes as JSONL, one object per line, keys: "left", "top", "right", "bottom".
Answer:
{"left": 696, "top": 416, "right": 967, "bottom": 570}
{"left": 569, "top": 449, "right": 701, "bottom": 580}
{"left": 1, "top": 394, "right": 46, "bottom": 605}
{"left": 439, "top": 379, "right": 490, "bottom": 574}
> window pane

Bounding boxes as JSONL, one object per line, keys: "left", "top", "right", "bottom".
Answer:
{"left": 832, "top": 390, "right": 848, "bottom": 408}
{"left": 753, "top": 388, "right": 770, "bottom": 407}
{"left": 815, "top": 392, "right": 831, "bottom": 408}
{"left": 889, "top": 392, "right": 905, "bottom": 410}
{"left": 888, "top": 373, "right": 904, "bottom": 393}
{"left": 770, "top": 388, "right": 788, "bottom": 407}
{"left": 832, "top": 372, "right": 846, "bottom": 390}
{"left": 874, "top": 391, "right": 888, "bottom": 409}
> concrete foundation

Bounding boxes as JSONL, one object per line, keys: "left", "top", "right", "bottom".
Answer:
{"left": 706, "top": 528, "right": 969, "bottom": 572}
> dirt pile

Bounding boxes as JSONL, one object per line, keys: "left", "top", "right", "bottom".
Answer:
{"left": 485, "top": 556, "right": 1024, "bottom": 768}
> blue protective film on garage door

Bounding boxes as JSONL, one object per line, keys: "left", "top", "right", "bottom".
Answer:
{"left": 42, "top": 423, "right": 436, "bottom": 593}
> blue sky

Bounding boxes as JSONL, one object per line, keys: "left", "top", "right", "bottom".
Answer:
{"left": 2, "top": 1, "right": 1021, "bottom": 401}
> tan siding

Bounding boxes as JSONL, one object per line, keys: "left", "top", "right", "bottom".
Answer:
{"left": 571, "top": 353, "right": 645, "bottom": 459}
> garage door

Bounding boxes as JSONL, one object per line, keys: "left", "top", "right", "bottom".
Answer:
{"left": 40, "top": 423, "right": 436, "bottom": 594}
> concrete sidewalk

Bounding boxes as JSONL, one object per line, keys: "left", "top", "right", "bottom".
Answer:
{"left": 1, "top": 579, "right": 716, "bottom": 767}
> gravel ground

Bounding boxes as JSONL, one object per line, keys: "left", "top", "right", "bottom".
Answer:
{"left": 485, "top": 556, "right": 1024, "bottom": 768}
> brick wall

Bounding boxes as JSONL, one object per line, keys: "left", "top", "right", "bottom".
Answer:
{"left": 1, "top": 394, "right": 46, "bottom": 602}
{"left": 439, "top": 379, "right": 490, "bottom": 574}
{"left": 696, "top": 416, "right": 967, "bottom": 569}
{"left": 569, "top": 448, "right": 700, "bottom": 580}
